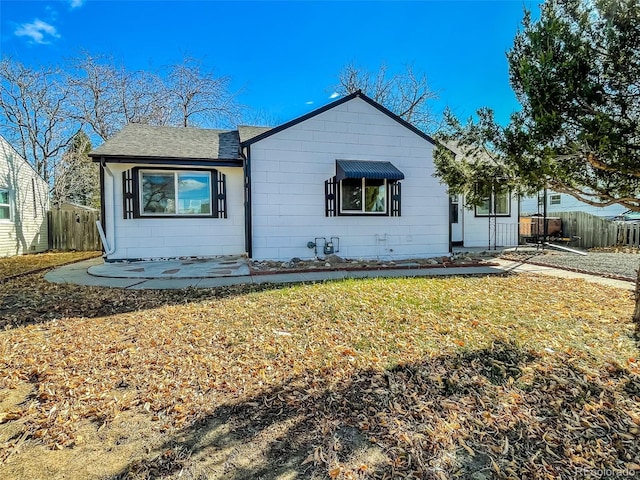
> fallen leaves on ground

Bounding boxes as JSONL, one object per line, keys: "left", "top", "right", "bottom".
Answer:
{"left": 0, "top": 251, "right": 101, "bottom": 280}
{"left": 0, "top": 270, "right": 638, "bottom": 479}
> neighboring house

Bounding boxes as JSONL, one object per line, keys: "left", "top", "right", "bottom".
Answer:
{"left": 0, "top": 135, "right": 49, "bottom": 256}
{"left": 521, "top": 191, "right": 627, "bottom": 218}
{"left": 90, "top": 92, "right": 498, "bottom": 262}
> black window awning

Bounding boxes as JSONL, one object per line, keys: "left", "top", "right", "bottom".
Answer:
{"left": 335, "top": 160, "right": 405, "bottom": 182}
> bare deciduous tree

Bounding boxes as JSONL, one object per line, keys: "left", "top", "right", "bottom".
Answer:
{"left": 0, "top": 52, "right": 243, "bottom": 206}
{"left": 163, "top": 56, "right": 241, "bottom": 128}
{"left": 68, "top": 53, "right": 167, "bottom": 141}
{"left": 0, "top": 58, "right": 79, "bottom": 183}
{"left": 335, "top": 63, "right": 438, "bottom": 131}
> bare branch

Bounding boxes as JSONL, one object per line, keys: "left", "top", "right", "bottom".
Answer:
{"left": 334, "top": 63, "right": 438, "bottom": 132}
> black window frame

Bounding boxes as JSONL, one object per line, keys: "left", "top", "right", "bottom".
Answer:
{"left": 450, "top": 194, "right": 460, "bottom": 224}
{"left": 123, "top": 167, "right": 226, "bottom": 219}
{"left": 325, "top": 176, "right": 401, "bottom": 217}
{"left": 474, "top": 190, "right": 511, "bottom": 217}
{"left": 339, "top": 177, "right": 389, "bottom": 216}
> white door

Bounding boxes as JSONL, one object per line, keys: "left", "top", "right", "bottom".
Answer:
{"left": 451, "top": 195, "right": 463, "bottom": 244}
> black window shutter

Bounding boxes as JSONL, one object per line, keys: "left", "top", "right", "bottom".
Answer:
{"left": 391, "top": 181, "right": 401, "bottom": 217}
{"left": 325, "top": 176, "right": 337, "bottom": 217}
{"left": 216, "top": 171, "right": 227, "bottom": 218}
{"left": 122, "top": 169, "right": 135, "bottom": 219}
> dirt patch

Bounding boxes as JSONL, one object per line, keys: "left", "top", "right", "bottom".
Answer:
{"left": 1, "top": 409, "right": 169, "bottom": 479}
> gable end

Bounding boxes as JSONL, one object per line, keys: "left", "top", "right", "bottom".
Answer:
{"left": 240, "top": 91, "right": 436, "bottom": 147}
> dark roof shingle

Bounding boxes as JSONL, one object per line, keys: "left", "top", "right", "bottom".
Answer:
{"left": 238, "top": 126, "right": 272, "bottom": 144}
{"left": 89, "top": 124, "right": 242, "bottom": 160}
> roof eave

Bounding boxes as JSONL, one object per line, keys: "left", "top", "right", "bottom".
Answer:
{"left": 89, "top": 154, "right": 243, "bottom": 167}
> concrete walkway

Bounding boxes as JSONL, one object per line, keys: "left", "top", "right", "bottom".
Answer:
{"left": 43, "top": 256, "right": 635, "bottom": 291}
{"left": 45, "top": 256, "right": 505, "bottom": 290}
{"left": 494, "top": 258, "right": 634, "bottom": 290}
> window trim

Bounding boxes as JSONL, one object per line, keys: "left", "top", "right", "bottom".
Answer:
{"left": 135, "top": 167, "right": 218, "bottom": 218}
{"left": 339, "top": 178, "right": 389, "bottom": 216}
{"left": 474, "top": 191, "right": 511, "bottom": 217}
{"left": 549, "top": 194, "right": 562, "bottom": 205}
{"left": 0, "top": 188, "right": 12, "bottom": 222}
{"left": 31, "top": 178, "right": 38, "bottom": 217}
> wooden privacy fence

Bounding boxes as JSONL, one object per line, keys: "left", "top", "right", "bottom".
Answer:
{"left": 617, "top": 222, "right": 640, "bottom": 248}
{"left": 48, "top": 209, "right": 102, "bottom": 251}
{"left": 546, "top": 211, "right": 640, "bottom": 249}
{"left": 554, "top": 212, "right": 618, "bottom": 249}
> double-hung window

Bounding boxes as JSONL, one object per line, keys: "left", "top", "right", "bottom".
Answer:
{"left": 325, "top": 160, "right": 403, "bottom": 217}
{"left": 140, "top": 170, "right": 212, "bottom": 215}
{"left": 475, "top": 190, "right": 511, "bottom": 216}
{"left": 0, "top": 189, "right": 11, "bottom": 221}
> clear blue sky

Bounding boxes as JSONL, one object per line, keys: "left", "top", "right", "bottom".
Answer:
{"left": 1, "top": 0, "right": 539, "bottom": 129}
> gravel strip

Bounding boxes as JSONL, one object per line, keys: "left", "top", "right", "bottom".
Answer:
{"left": 502, "top": 251, "right": 640, "bottom": 280}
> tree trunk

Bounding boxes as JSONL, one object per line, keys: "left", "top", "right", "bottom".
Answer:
{"left": 634, "top": 266, "right": 640, "bottom": 328}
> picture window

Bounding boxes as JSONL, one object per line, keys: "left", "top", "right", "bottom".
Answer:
{"left": 140, "top": 170, "right": 212, "bottom": 216}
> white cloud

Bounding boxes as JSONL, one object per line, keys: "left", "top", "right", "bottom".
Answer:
{"left": 179, "top": 179, "right": 208, "bottom": 192}
{"left": 15, "top": 19, "right": 60, "bottom": 44}
{"left": 305, "top": 101, "right": 314, "bottom": 105}
{"left": 329, "top": 92, "right": 340, "bottom": 99}
{"left": 69, "top": 0, "right": 85, "bottom": 8}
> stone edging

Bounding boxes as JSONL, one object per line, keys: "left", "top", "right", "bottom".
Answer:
{"left": 250, "top": 261, "right": 500, "bottom": 276}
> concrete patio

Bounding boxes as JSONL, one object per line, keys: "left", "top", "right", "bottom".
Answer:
{"left": 43, "top": 253, "right": 635, "bottom": 291}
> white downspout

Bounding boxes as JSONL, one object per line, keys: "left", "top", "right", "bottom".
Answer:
{"left": 97, "top": 159, "right": 116, "bottom": 256}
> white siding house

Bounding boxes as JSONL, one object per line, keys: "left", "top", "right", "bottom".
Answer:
{"left": 444, "top": 138, "right": 520, "bottom": 249}
{"left": 242, "top": 95, "right": 449, "bottom": 261}
{"left": 0, "top": 135, "right": 49, "bottom": 256}
{"left": 451, "top": 192, "right": 520, "bottom": 248}
{"left": 90, "top": 126, "right": 246, "bottom": 261}
{"left": 91, "top": 92, "right": 469, "bottom": 262}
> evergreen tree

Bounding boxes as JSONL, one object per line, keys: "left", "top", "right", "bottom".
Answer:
{"left": 433, "top": 0, "right": 640, "bottom": 322}
{"left": 52, "top": 131, "right": 99, "bottom": 208}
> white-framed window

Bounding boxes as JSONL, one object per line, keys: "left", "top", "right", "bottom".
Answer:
{"left": 340, "top": 178, "right": 387, "bottom": 214}
{"left": 550, "top": 194, "right": 561, "bottom": 205}
{"left": 139, "top": 170, "right": 212, "bottom": 216}
{"left": 0, "top": 188, "right": 11, "bottom": 221}
{"left": 475, "top": 191, "right": 511, "bottom": 216}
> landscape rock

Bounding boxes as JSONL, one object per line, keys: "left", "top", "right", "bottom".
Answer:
{"left": 325, "top": 254, "right": 345, "bottom": 265}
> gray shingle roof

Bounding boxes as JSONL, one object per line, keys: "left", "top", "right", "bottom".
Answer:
{"left": 238, "top": 126, "right": 272, "bottom": 144}
{"left": 89, "top": 124, "right": 242, "bottom": 160}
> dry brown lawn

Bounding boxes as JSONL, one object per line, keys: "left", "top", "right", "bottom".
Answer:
{"left": 0, "top": 255, "right": 638, "bottom": 479}
{"left": 0, "top": 251, "right": 101, "bottom": 279}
